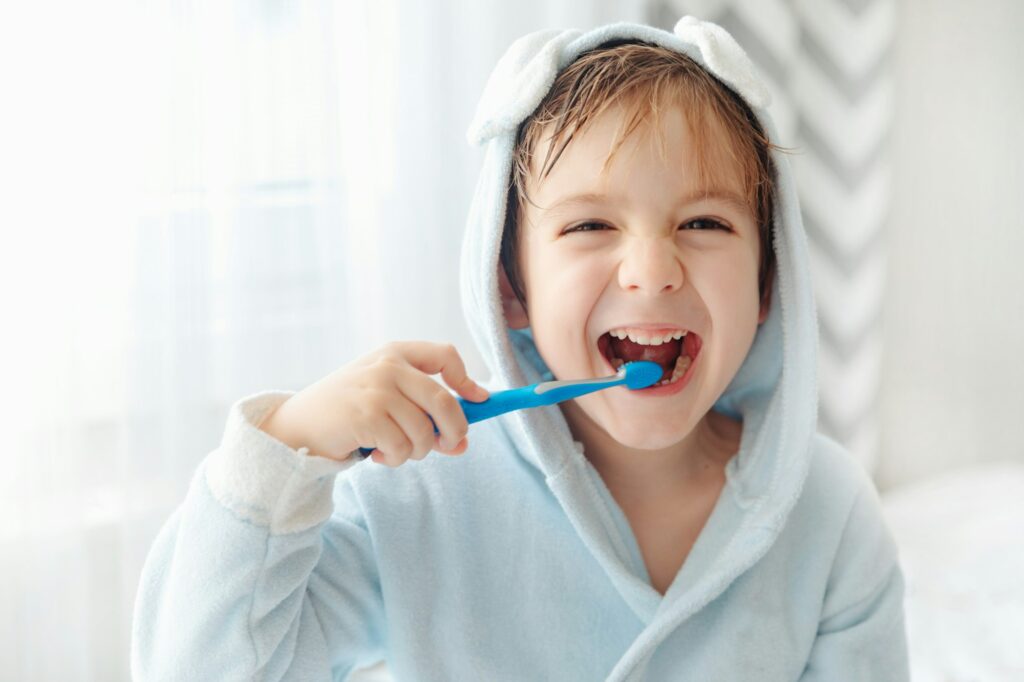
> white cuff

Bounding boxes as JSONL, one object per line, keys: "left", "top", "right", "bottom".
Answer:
{"left": 204, "top": 390, "right": 362, "bottom": 535}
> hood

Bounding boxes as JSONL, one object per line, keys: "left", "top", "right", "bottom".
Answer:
{"left": 458, "top": 16, "right": 818, "bottom": 680}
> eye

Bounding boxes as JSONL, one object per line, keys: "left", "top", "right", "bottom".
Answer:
{"left": 562, "top": 221, "right": 609, "bottom": 234}
{"left": 561, "top": 218, "right": 731, "bottom": 235}
{"left": 681, "top": 218, "right": 729, "bottom": 231}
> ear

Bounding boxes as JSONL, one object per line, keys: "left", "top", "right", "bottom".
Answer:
{"left": 498, "top": 264, "right": 530, "bottom": 329}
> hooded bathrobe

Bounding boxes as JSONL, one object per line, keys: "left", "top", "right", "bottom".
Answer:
{"left": 132, "top": 17, "right": 909, "bottom": 681}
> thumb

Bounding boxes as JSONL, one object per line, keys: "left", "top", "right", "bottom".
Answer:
{"left": 414, "top": 342, "right": 489, "bottom": 403}
{"left": 453, "top": 375, "right": 490, "bottom": 403}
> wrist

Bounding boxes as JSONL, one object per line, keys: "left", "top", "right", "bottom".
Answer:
{"left": 205, "top": 390, "right": 357, "bottom": 533}
{"left": 258, "top": 396, "right": 356, "bottom": 462}
{"left": 259, "top": 400, "right": 313, "bottom": 454}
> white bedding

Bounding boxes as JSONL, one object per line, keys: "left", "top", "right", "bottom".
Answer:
{"left": 881, "top": 461, "right": 1024, "bottom": 681}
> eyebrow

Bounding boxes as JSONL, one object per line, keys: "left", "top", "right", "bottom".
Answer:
{"left": 543, "top": 188, "right": 749, "bottom": 216}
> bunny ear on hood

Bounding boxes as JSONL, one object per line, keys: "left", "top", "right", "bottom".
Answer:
{"left": 467, "top": 17, "right": 771, "bottom": 147}
{"left": 459, "top": 17, "right": 820, "bottom": 674}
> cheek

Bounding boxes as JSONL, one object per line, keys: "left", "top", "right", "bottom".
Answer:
{"left": 535, "top": 264, "right": 603, "bottom": 330}
{"left": 523, "top": 249, "right": 608, "bottom": 367}
{"left": 524, "top": 242, "right": 606, "bottom": 309}
{"left": 693, "top": 253, "right": 762, "bottom": 351}
{"left": 696, "top": 243, "right": 760, "bottom": 296}
{"left": 703, "top": 256, "right": 758, "bottom": 302}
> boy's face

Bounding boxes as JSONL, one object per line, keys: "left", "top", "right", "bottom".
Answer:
{"left": 501, "top": 103, "right": 769, "bottom": 453}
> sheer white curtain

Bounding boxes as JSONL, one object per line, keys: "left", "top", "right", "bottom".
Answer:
{"left": 0, "top": 1, "right": 645, "bottom": 679}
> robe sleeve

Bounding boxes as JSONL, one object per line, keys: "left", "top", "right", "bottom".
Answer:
{"left": 799, "top": 483, "right": 911, "bottom": 681}
{"left": 131, "top": 391, "right": 387, "bottom": 681}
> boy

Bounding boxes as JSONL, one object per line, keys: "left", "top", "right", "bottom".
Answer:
{"left": 495, "top": 39, "right": 775, "bottom": 596}
{"left": 133, "top": 17, "right": 909, "bottom": 681}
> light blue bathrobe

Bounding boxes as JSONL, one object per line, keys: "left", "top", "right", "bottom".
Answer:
{"left": 132, "top": 17, "right": 909, "bottom": 681}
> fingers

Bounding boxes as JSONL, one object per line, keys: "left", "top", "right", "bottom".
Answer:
{"left": 363, "top": 414, "right": 410, "bottom": 468}
{"left": 386, "top": 341, "right": 490, "bottom": 403}
{"left": 362, "top": 374, "right": 469, "bottom": 465}
{"left": 384, "top": 391, "right": 439, "bottom": 461}
{"left": 435, "top": 435, "right": 468, "bottom": 456}
{"left": 360, "top": 341, "right": 484, "bottom": 466}
{"left": 394, "top": 364, "right": 468, "bottom": 452}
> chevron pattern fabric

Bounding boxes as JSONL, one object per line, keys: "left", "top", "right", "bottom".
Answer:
{"left": 648, "top": 0, "right": 895, "bottom": 475}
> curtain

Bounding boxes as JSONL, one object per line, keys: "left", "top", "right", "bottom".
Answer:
{"left": 0, "top": 2, "right": 646, "bottom": 679}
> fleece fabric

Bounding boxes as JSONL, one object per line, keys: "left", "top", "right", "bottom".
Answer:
{"left": 131, "top": 16, "right": 909, "bottom": 681}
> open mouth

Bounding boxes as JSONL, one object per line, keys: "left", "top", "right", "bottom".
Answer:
{"left": 597, "top": 330, "right": 702, "bottom": 387}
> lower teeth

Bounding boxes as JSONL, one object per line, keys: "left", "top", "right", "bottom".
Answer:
{"left": 611, "top": 354, "right": 692, "bottom": 386}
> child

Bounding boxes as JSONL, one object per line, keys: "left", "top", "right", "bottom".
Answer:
{"left": 132, "top": 17, "right": 909, "bottom": 681}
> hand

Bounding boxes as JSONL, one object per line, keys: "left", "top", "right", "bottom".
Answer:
{"left": 259, "top": 341, "right": 490, "bottom": 467}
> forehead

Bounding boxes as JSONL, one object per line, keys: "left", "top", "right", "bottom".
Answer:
{"left": 526, "top": 102, "right": 748, "bottom": 208}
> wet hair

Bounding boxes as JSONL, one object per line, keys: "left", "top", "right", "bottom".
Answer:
{"left": 500, "top": 40, "right": 785, "bottom": 314}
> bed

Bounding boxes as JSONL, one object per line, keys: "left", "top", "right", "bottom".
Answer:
{"left": 880, "top": 460, "right": 1024, "bottom": 681}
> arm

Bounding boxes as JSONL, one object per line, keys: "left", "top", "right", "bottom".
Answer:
{"left": 131, "top": 391, "right": 386, "bottom": 681}
{"left": 799, "top": 484, "right": 911, "bottom": 681}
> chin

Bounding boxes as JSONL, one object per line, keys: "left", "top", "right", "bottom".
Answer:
{"left": 600, "top": 416, "right": 693, "bottom": 451}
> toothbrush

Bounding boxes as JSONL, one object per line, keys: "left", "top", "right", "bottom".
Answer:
{"left": 356, "top": 360, "right": 663, "bottom": 458}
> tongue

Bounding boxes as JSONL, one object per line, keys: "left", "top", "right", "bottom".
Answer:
{"left": 609, "top": 336, "right": 682, "bottom": 377}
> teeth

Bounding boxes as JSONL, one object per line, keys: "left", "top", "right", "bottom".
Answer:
{"left": 654, "top": 354, "right": 693, "bottom": 386}
{"left": 608, "top": 328, "right": 687, "bottom": 345}
{"left": 613, "top": 355, "right": 693, "bottom": 385}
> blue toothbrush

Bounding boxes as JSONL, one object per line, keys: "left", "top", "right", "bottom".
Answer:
{"left": 356, "top": 360, "right": 663, "bottom": 458}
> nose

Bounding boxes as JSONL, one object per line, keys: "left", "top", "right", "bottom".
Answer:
{"left": 616, "top": 236, "right": 683, "bottom": 295}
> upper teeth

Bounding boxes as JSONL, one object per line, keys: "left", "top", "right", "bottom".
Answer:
{"left": 608, "top": 328, "right": 687, "bottom": 345}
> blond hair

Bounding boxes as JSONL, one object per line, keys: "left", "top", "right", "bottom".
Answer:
{"left": 501, "top": 40, "right": 784, "bottom": 311}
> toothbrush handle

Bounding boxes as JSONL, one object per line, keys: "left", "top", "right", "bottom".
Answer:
{"left": 458, "top": 385, "right": 544, "bottom": 423}
{"left": 355, "top": 386, "right": 541, "bottom": 458}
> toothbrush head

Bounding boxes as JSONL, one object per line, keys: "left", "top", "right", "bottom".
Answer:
{"left": 620, "top": 360, "right": 663, "bottom": 390}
